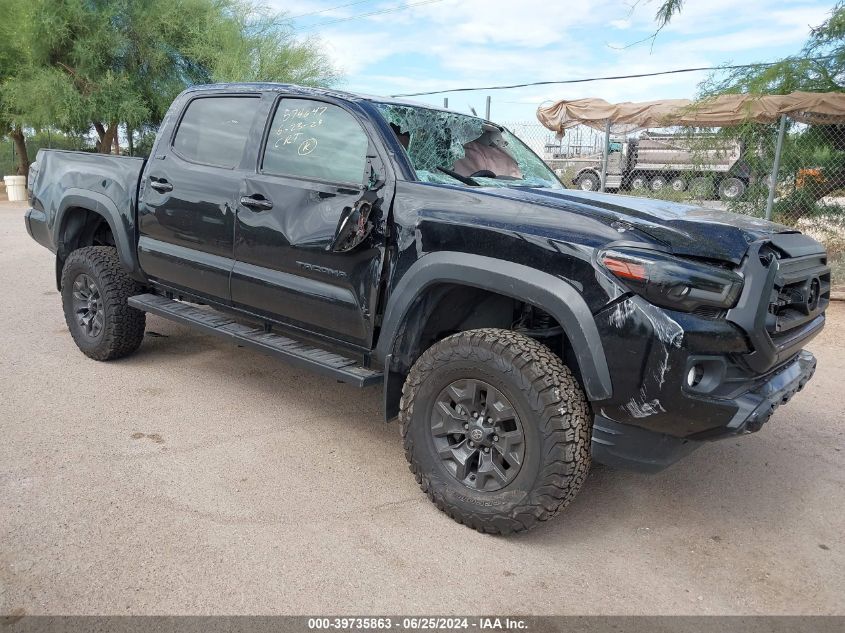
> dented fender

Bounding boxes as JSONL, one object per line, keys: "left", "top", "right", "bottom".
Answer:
{"left": 26, "top": 149, "right": 147, "bottom": 287}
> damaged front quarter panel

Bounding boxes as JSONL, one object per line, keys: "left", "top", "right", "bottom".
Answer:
{"left": 594, "top": 294, "right": 747, "bottom": 437}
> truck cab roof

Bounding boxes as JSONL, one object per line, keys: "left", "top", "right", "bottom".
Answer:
{"left": 182, "top": 82, "right": 460, "bottom": 116}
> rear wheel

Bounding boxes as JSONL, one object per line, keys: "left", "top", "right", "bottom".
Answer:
{"left": 650, "top": 175, "right": 668, "bottom": 192}
{"left": 719, "top": 177, "right": 746, "bottom": 201}
{"left": 629, "top": 173, "right": 648, "bottom": 192}
{"left": 399, "top": 329, "right": 592, "bottom": 534}
{"left": 61, "top": 246, "right": 146, "bottom": 361}
{"left": 670, "top": 176, "right": 687, "bottom": 192}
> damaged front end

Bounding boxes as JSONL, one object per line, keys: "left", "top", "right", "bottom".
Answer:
{"left": 589, "top": 235, "right": 828, "bottom": 473}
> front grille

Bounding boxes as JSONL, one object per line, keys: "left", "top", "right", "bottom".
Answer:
{"left": 767, "top": 252, "right": 830, "bottom": 336}
{"left": 727, "top": 236, "right": 828, "bottom": 374}
{"left": 692, "top": 305, "right": 727, "bottom": 319}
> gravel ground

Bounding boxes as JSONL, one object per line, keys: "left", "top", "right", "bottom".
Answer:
{"left": 1, "top": 200, "right": 843, "bottom": 615}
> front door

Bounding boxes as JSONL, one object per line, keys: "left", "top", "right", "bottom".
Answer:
{"left": 231, "top": 96, "right": 390, "bottom": 348}
{"left": 138, "top": 94, "right": 262, "bottom": 302}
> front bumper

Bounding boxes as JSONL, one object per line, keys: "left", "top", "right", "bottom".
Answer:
{"left": 716, "top": 349, "right": 816, "bottom": 436}
{"left": 591, "top": 350, "right": 817, "bottom": 473}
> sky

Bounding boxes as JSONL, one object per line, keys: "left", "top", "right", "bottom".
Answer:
{"left": 271, "top": 0, "right": 836, "bottom": 124}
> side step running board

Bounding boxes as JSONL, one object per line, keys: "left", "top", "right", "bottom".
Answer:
{"left": 128, "top": 293, "right": 382, "bottom": 387}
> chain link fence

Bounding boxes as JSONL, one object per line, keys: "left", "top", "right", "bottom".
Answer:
{"left": 503, "top": 117, "right": 845, "bottom": 284}
{"left": 1, "top": 127, "right": 157, "bottom": 179}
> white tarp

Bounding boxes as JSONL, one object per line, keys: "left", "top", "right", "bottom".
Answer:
{"left": 536, "top": 92, "right": 845, "bottom": 136}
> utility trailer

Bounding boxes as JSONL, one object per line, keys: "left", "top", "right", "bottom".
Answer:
{"left": 572, "top": 132, "right": 750, "bottom": 200}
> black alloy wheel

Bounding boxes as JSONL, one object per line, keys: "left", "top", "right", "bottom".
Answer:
{"left": 70, "top": 273, "right": 105, "bottom": 340}
{"left": 430, "top": 379, "right": 525, "bottom": 491}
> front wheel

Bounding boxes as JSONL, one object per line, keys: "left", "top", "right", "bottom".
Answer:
{"left": 670, "top": 176, "right": 687, "bottom": 192}
{"left": 399, "top": 329, "right": 592, "bottom": 534}
{"left": 61, "top": 246, "right": 146, "bottom": 361}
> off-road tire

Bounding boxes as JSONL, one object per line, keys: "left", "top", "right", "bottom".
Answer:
{"left": 61, "top": 246, "right": 146, "bottom": 361}
{"left": 399, "top": 328, "right": 592, "bottom": 534}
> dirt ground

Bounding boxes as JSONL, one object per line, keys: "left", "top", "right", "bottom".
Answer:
{"left": 0, "top": 200, "right": 843, "bottom": 615}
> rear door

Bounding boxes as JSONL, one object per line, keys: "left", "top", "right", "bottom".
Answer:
{"left": 137, "top": 93, "right": 262, "bottom": 301}
{"left": 231, "top": 95, "right": 391, "bottom": 348}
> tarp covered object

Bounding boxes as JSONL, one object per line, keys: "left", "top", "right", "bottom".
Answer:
{"left": 536, "top": 92, "right": 845, "bottom": 136}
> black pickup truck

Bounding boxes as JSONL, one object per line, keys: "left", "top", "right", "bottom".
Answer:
{"left": 25, "top": 83, "right": 829, "bottom": 533}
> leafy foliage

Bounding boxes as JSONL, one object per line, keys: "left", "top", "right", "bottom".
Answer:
{"left": 0, "top": 130, "right": 91, "bottom": 176}
{"left": 0, "top": 0, "right": 33, "bottom": 174}
{"left": 0, "top": 0, "right": 338, "bottom": 174}
{"left": 654, "top": 0, "right": 684, "bottom": 31}
{"left": 206, "top": 1, "right": 339, "bottom": 86}
{"left": 694, "top": 3, "right": 845, "bottom": 222}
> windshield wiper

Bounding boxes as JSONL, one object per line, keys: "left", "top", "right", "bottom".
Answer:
{"left": 437, "top": 166, "right": 479, "bottom": 186}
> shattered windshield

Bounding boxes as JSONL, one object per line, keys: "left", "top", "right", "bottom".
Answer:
{"left": 375, "top": 103, "right": 563, "bottom": 189}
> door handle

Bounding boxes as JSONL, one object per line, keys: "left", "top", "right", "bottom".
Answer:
{"left": 149, "top": 178, "right": 172, "bottom": 193}
{"left": 239, "top": 195, "right": 274, "bottom": 211}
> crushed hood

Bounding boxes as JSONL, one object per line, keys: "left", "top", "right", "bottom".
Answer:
{"left": 471, "top": 187, "right": 796, "bottom": 264}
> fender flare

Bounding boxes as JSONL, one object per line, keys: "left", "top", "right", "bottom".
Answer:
{"left": 54, "top": 190, "right": 142, "bottom": 280}
{"left": 375, "top": 252, "right": 613, "bottom": 402}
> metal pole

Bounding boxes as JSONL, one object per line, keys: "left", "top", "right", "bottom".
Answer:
{"left": 600, "top": 119, "right": 611, "bottom": 192}
{"left": 765, "top": 114, "right": 787, "bottom": 220}
{"left": 485, "top": 95, "right": 491, "bottom": 120}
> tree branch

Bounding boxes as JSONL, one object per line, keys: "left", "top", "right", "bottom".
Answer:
{"left": 56, "top": 61, "right": 96, "bottom": 96}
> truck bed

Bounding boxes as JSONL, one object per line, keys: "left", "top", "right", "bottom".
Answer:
{"left": 26, "top": 149, "right": 146, "bottom": 255}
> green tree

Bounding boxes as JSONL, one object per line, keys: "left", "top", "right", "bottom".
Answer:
{"left": 205, "top": 1, "right": 339, "bottom": 86}
{"left": 2, "top": 0, "right": 337, "bottom": 170}
{"left": 0, "top": 0, "right": 33, "bottom": 176}
{"left": 698, "top": 2, "right": 845, "bottom": 218}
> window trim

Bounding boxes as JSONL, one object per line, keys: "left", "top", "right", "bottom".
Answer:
{"left": 170, "top": 94, "right": 262, "bottom": 170}
{"left": 258, "top": 95, "right": 372, "bottom": 187}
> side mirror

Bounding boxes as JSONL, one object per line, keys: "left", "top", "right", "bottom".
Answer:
{"left": 330, "top": 163, "right": 384, "bottom": 253}
{"left": 330, "top": 195, "right": 378, "bottom": 253}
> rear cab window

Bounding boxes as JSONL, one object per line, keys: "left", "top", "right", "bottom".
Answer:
{"left": 172, "top": 96, "right": 261, "bottom": 168}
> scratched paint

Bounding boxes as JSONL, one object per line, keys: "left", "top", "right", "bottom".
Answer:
{"left": 644, "top": 309, "right": 684, "bottom": 349}
{"left": 608, "top": 298, "right": 636, "bottom": 329}
{"left": 641, "top": 308, "right": 684, "bottom": 389}
{"left": 608, "top": 298, "right": 683, "bottom": 390}
{"left": 625, "top": 397, "right": 666, "bottom": 418}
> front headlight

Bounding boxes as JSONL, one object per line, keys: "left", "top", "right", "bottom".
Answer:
{"left": 598, "top": 246, "right": 744, "bottom": 312}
